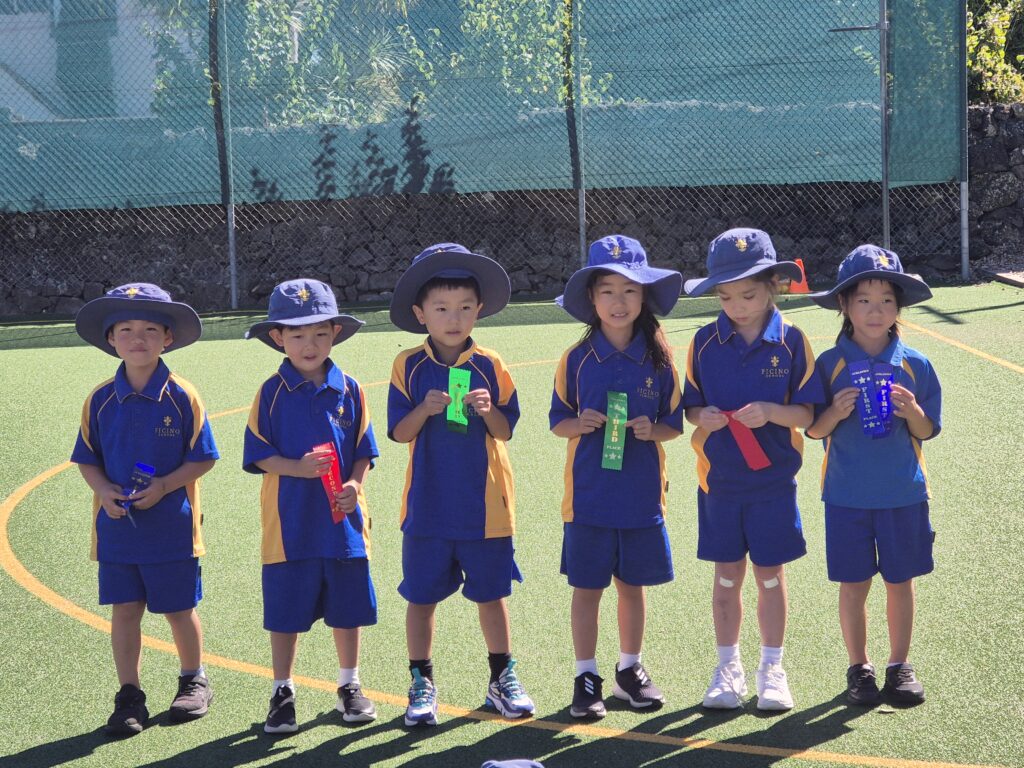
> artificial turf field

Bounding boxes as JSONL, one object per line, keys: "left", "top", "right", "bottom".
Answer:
{"left": 1, "top": 282, "right": 1022, "bottom": 768}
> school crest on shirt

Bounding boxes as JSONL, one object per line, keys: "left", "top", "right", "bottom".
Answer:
{"left": 761, "top": 354, "right": 789, "bottom": 380}
{"left": 154, "top": 413, "right": 181, "bottom": 438}
{"left": 328, "top": 400, "right": 353, "bottom": 429}
{"left": 636, "top": 378, "right": 659, "bottom": 400}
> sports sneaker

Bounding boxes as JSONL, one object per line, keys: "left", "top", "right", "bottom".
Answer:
{"left": 405, "top": 669, "right": 438, "bottom": 726}
{"left": 612, "top": 662, "right": 665, "bottom": 709}
{"left": 264, "top": 685, "right": 298, "bottom": 734}
{"left": 846, "top": 664, "right": 882, "bottom": 706}
{"left": 336, "top": 682, "right": 377, "bottom": 723}
{"left": 882, "top": 663, "right": 925, "bottom": 705}
{"left": 702, "top": 660, "right": 747, "bottom": 709}
{"left": 755, "top": 663, "right": 794, "bottom": 711}
{"left": 485, "top": 659, "right": 536, "bottom": 718}
{"left": 169, "top": 673, "right": 213, "bottom": 722}
{"left": 106, "top": 683, "right": 149, "bottom": 736}
{"left": 570, "top": 671, "right": 606, "bottom": 719}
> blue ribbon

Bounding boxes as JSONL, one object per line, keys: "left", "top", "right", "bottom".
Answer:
{"left": 849, "top": 360, "right": 894, "bottom": 438}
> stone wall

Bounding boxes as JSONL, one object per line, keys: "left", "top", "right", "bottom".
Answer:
{"left": 968, "top": 103, "right": 1024, "bottom": 263}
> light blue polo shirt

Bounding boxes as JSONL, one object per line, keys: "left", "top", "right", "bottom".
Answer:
{"left": 243, "top": 358, "right": 379, "bottom": 564}
{"left": 388, "top": 338, "right": 520, "bottom": 540}
{"left": 71, "top": 359, "right": 219, "bottom": 564}
{"left": 550, "top": 330, "right": 684, "bottom": 529}
{"left": 814, "top": 334, "right": 942, "bottom": 509}
{"left": 683, "top": 308, "right": 823, "bottom": 500}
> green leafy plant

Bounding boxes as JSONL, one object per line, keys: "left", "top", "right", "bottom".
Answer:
{"left": 968, "top": 0, "right": 1024, "bottom": 102}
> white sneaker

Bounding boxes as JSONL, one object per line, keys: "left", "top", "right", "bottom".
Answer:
{"left": 756, "top": 663, "right": 794, "bottom": 710}
{"left": 703, "top": 661, "right": 747, "bottom": 709}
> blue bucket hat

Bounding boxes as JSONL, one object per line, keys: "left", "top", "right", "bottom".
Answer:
{"left": 75, "top": 282, "right": 202, "bottom": 357}
{"left": 809, "top": 244, "right": 932, "bottom": 310}
{"left": 246, "top": 279, "right": 364, "bottom": 351}
{"left": 558, "top": 235, "right": 683, "bottom": 323}
{"left": 683, "top": 228, "right": 803, "bottom": 297}
{"left": 390, "top": 243, "right": 511, "bottom": 333}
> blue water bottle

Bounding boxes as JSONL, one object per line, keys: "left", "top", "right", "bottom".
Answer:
{"left": 121, "top": 462, "right": 156, "bottom": 528}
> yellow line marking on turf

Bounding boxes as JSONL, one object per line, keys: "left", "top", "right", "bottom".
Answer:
{"left": 903, "top": 320, "right": 1024, "bottom": 376}
{"left": 0, "top": 382, "right": 1009, "bottom": 768}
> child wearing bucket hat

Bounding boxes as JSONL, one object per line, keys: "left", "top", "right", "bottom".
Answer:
{"left": 682, "top": 228, "right": 824, "bottom": 712}
{"left": 388, "top": 243, "right": 534, "bottom": 726}
{"left": 243, "top": 279, "right": 379, "bottom": 733}
{"left": 806, "top": 245, "right": 940, "bottom": 707}
{"left": 549, "top": 235, "right": 684, "bottom": 719}
{"left": 70, "top": 283, "right": 219, "bottom": 735}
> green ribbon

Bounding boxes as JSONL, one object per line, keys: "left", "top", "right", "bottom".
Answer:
{"left": 447, "top": 367, "right": 471, "bottom": 433}
{"left": 601, "top": 391, "right": 628, "bottom": 471}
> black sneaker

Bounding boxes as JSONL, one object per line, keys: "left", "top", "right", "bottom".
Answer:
{"left": 170, "top": 673, "right": 213, "bottom": 721}
{"left": 264, "top": 685, "right": 298, "bottom": 734}
{"left": 570, "top": 671, "right": 606, "bottom": 719}
{"left": 336, "top": 683, "right": 377, "bottom": 723}
{"left": 106, "top": 684, "right": 149, "bottom": 736}
{"left": 845, "top": 664, "right": 882, "bottom": 706}
{"left": 882, "top": 663, "right": 925, "bottom": 705}
{"left": 612, "top": 662, "right": 665, "bottom": 709}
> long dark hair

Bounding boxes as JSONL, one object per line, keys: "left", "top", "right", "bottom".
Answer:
{"left": 580, "top": 272, "right": 674, "bottom": 369}
{"left": 836, "top": 279, "right": 904, "bottom": 342}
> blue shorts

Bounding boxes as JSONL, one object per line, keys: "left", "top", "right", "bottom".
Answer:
{"left": 560, "top": 521, "right": 674, "bottom": 589}
{"left": 697, "top": 488, "right": 806, "bottom": 567}
{"left": 262, "top": 557, "right": 377, "bottom": 633}
{"left": 98, "top": 558, "right": 202, "bottom": 614}
{"left": 825, "top": 502, "right": 934, "bottom": 583}
{"left": 399, "top": 535, "right": 522, "bottom": 605}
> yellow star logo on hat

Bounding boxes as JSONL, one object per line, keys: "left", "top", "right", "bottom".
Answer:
{"left": 125, "top": 287, "right": 139, "bottom": 298}
{"left": 771, "top": 355, "right": 779, "bottom": 367}
{"left": 878, "top": 253, "right": 890, "bottom": 267}
{"left": 611, "top": 244, "right": 622, "bottom": 259}
{"left": 297, "top": 288, "right": 310, "bottom": 303}
{"left": 164, "top": 416, "right": 172, "bottom": 426}
{"left": 736, "top": 238, "right": 748, "bottom": 252}
{"left": 646, "top": 377, "right": 654, "bottom": 387}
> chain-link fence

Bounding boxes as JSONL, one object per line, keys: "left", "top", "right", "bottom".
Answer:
{"left": 0, "top": 0, "right": 965, "bottom": 318}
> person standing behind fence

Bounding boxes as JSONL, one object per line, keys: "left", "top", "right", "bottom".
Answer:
{"left": 806, "top": 246, "right": 941, "bottom": 707}
{"left": 388, "top": 243, "right": 535, "bottom": 727}
{"left": 71, "top": 283, "right": 219, "bottom": 736}
{"left": 550, "top": 235, "right": 684, "bottom": 719}
{"left": 682, "top": 229, "right": 824, "bottom": 711}
{"left": 243, "top": 279, "right": 380, "bottom": 734}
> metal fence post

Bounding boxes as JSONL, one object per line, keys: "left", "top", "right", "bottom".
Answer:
{"left": 959, "top": 0, "right": 970, "bottom": 280}
{"left": 879, "top": 0, "right": 890, "bottom": 249}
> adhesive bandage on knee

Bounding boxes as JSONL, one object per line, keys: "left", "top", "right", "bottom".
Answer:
{"left": 762, "top": 576, "right": 780, "bottom": 589}
{"left": 718, "top": 576, "right": 735, "bottom": 588}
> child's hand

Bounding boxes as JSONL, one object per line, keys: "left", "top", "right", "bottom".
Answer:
{"left": 733, "top": 402, "right": 774, "bottom": 428}
{"left": 830, "top": 386, "right": 860, "bottom": 419}
{"left": 625, "top": 415, "right": 655, "bottom": 441}
{"left": 577, "top": 408, "right": 608, "bottom": 434}
{"left": 129, "top": 476, "right": 167, "bottom": 510}
{"left": 296, "top": 447, "right": 334, "bottom": 478}
{"left": 335, "top": 481, "right": 360, "bottom": 516}
{"left": 99, "top": 483, "right": 130, "bottom": 519}
{"left": 890, "top": 384, "right": 923, "bottom": 420}
{"left": 421, "top": 389, "right": 452, "bottom": 416}
{"left": 697, "top": 406, "right": 730, "bottom": 432}
{"left": 463, "top": 388, "right": 492, "bottom": 416}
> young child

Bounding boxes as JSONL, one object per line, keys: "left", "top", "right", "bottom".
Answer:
{"left": 243, "top": 279, "right": 378, "bottom": 733}
{"left": 807, "top": 245, "right": 940, "bottom": 706}
{"left": 550, "top": 235, "right": 684, "bottom": 719}
{"left": 71, "top": 283, "right": 218, "bottom": 736}
{"left": 388, "top": 243, "right": 534, "bottom": 726}
{"left": 682, "top": 228, "right": 823, "bottom": 711}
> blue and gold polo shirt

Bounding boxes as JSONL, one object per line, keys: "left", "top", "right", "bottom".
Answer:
{"left": 243, "top": 357, "right": 378, "bottom": 564}
{"left": 387, "top": 338, "right": 518, "bottom": 540}
{"left": 683, "top": 308, "right": 823, "bottom": 500}
{"left": 71, "top": 359, "right": 219, "bottom": 564}
{"left": 550, "top": 330, "right": 684, "bottom": 529}
{"left": 814, "top": 334, "right": 942, "bottom": 509}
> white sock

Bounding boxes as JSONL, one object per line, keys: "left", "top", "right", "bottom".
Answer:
{"left": 760, "top": 646, "right": 784, "bottom": 667}
{"left": 618, "top": 651, "right": 641, "bottom": 671}
{"left": 338, "top": 667, "right": 360, "bottom": 687}
{"left": 273, "top": 678, "right": 295, "bottom": 695}
{"left": 575, "top": 658, "right": 598, "bottom": 676}
{"left": 717, "top": 645, "right": 740, "bottom": 666}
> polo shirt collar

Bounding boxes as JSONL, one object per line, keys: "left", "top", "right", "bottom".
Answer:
{"left": 837, "top": 334, "right": 906, "bottom": 367}
{"left": 114, "top": 359, "right": 170, "bottom": 402}
{"left": 277, "top": 357, "right": 345, "bottom": 392}
{"left": 590, "top": 328, "right": 648, "bottom": 364}
{"left": 715, "top": 307, "right": 784, "bottom": 345}
{"left": 423, "top": 336, "right": 477, "bottom": 368}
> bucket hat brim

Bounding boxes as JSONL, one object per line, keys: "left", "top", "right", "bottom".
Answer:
{"left": 390, "top": 250, "right": 510, "bottom": 333}
{"left": 246, "top": 314, "right": 364, "bottom": 351}
{"left": 809, "top": 270, "right": 932, "bottom": 310}
{"left": 560, "top": 263, "right": 683, "bottom": 323}
{"left": 683, "top": 261, "right": 804, "bottom": 297}
{"left": 75, "top": 297, "right": 202, "bottom": 357}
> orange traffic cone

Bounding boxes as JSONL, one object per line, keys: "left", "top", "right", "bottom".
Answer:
{"left": 788, "top": 258, "right": 810, "bottom": 294}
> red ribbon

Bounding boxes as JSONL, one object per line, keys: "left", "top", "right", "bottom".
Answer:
{"left": 720, "top": 411, "right": 772, "bottom": 471}
{"left": 313, "top": 442, "right": 346, "bottom": 523}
